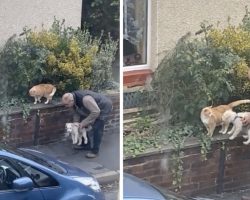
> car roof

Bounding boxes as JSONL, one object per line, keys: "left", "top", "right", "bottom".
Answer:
{"left": 123, "top": 173, "right": 166, "bottom": 200}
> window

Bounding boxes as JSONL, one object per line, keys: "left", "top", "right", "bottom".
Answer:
{"left": 124, "top": 0, "right": 149, "bottom": 67}
{"left": 0, "top": 157, "right": 59, "bottom": 190}
{"left": 17, "top": 162, "right": 58, "bottom": 188}
{"left": 0, "top": 159, "right": 21, "bottom": 191}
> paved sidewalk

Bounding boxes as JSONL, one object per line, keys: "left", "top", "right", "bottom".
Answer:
{"left": 194, "top": 189, "right": 250, "bottom": 200}
{"left": 28, "top": 132, "right": 120, "bottom": 184}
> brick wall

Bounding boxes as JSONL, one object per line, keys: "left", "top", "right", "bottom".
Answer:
{"left": 124, "top": 136, "right": 250, "bottom": 196}
{"left": 0, "top": 92, "right": 119, "bottom": 147}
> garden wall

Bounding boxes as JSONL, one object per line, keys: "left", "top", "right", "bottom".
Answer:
{"left": 124, "top": 136, "right": 250, "bottom": 196}
{"left": 0, "top": 92, "right": 119, "bottom": 147}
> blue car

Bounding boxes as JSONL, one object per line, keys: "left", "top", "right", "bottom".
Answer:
{"left": 0, "top": 147, "right": 105, "bottom": 200}
{"left": 124, "top": 173, "right": 187, "bottom": 200}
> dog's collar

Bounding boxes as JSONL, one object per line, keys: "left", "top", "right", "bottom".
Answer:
{"left": 73, "top": 123, "right": 80, "bottom": 127}
{"left": 233, "top": 114, "right": 243, "bottom": 122}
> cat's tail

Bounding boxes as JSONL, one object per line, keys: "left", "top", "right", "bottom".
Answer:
{"left": 228, "top": 100, "right": 250, "bottom": 108}
{"left": 49, "top": 86, "right": 57, "bottom": 97}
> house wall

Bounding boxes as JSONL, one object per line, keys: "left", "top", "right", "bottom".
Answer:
{"left": 0, "top": 0, "right": 82, "bottom": 46}
{"left": 151, "top": 0, "right": 250, "bottom": 70}
{"left": 149, "top": 1, "right": 158, "bottom": 72}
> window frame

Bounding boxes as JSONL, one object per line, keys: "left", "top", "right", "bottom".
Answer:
{"left": 123, "top": 0, "right": 151, "bottom": 71}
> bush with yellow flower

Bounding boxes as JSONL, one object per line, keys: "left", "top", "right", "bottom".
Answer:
{"left": 152, "top": 9, "right": 250, "bottom": 124}
{"left": 0, "top": 19, "right": 117, "bottom": 98}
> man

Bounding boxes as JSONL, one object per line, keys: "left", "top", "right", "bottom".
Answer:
{"left": 62, "top": 90, "right": 112, "bottom": 158}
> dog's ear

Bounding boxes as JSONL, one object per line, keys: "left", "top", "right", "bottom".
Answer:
{"left": 66, "top": 123, "right": 71, "bottom": 127}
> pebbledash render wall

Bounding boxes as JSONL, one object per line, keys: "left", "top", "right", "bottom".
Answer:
{"left": 124, "top": 136, "right": 250, "bottom": 196}
{"left": 0, "top": 92, "right": 119, "bottom": 147}
{"left": 0, "top": 0, "right": 82, "bottom": 46}
{"left": 150, "top": 0, "right": 250, "bottom": 71}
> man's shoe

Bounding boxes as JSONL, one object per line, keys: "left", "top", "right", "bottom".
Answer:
{"left": 85, "top": 152, "right": 98, "bottom": 158}
{"left": 73, "top": 145, "right": 91, "bottom": 150}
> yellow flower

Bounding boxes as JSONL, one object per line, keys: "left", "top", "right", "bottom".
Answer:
{"left": 69, "top": 38, "right": 80, "bottom": 57}
{"left": 209, "top": 26, "right": 250, "bottom": 54}
{"left": 28, "top": 30, "right": 59, "bottom": 50}
{"left": 233, "top": 60, "right": 249, "bottom": 79}
{"left": 47, "top": 54, "right": 57, "bottom": 66}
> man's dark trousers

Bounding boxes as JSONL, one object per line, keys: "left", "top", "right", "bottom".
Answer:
{"left": 81, "top": 119, "right": 105, "bottom": 154}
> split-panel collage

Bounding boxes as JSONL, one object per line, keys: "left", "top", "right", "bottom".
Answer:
{"left": 1, "top": 0, "right": 250, "bottom": 199}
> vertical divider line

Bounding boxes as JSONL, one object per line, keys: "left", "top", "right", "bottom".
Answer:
{"left": 120, "top": 0, "right": 124, "bottom": 199}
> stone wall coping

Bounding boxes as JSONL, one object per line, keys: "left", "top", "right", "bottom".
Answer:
{"left": 0, "top": 101, "right": 64, "bottom": 116}
{"left": 124, "top": 134, "right": 230, "bottom": 160}
{"left": 0, "top": 90, "right": 120, "bottom": 116}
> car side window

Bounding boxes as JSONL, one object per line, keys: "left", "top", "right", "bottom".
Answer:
{"left": 0, "top": 159, "right": 21, "bottom": 191}
{"left": 17, "top": 162, "right": 59, "bottom": 188}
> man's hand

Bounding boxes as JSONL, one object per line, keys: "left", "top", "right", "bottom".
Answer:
{"left": 79, "top": 122, "right": 85, "bottom": 130}
{"left": 241, "top": 113, "right": 250, "bottom": 125}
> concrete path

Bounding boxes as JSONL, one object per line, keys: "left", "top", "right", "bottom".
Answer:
{"left": 102, "top": 181, "right": 119, "bottom": 200}
{"left": 194, "top": 189, "right": 250, "bottom": 200}
{"left": 28, "top": 132, "right": 120, "bottom": 184}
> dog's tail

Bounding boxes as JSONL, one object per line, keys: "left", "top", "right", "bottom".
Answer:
{"left": 228, "top": 100, "right": 250, "bottom": 108}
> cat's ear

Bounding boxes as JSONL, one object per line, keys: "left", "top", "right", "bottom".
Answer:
{"left": 203, "top": 108, "right": 209, "bottom": 112}
{"left": 203, "top": 108, "right": 212, "bottom": 116}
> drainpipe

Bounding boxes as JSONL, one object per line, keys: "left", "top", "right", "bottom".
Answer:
{"left": 33, "top": 109, "right": 40, "bottom": 146}
{"left": 81, "top": 0, "right": 87, "bottom": 29}
{"left": 216, "top": 142, "right": 226, "bottom": 194}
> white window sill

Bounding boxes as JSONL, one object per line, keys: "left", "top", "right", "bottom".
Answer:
{"left": 123, "top": 64, "right": 150, "bottom": 72}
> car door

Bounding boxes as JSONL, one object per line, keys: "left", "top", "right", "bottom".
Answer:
{"left": 0, "top": 158, "right": 44, "bottom": 200}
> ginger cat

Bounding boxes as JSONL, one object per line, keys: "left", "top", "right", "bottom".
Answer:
{"left": 200, "top": 100, "right": 250, "bottom": 137}
{"left": 29, "top": 84, "right": 56, "bottom": 104}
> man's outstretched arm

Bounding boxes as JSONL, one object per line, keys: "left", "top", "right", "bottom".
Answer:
{"left": 80, "top": 95, "right": 100, "bottom": 128}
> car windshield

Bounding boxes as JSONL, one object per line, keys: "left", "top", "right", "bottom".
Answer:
{"left": 5, "top": 148, "right": 66, "bottom": 174}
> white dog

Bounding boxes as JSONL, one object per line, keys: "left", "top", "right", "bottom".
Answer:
{"left": 65, "top": 123, "right": 91, "bottom": 145}
{"left": 221, "top": 110, "right": 250, "bottom": 144}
